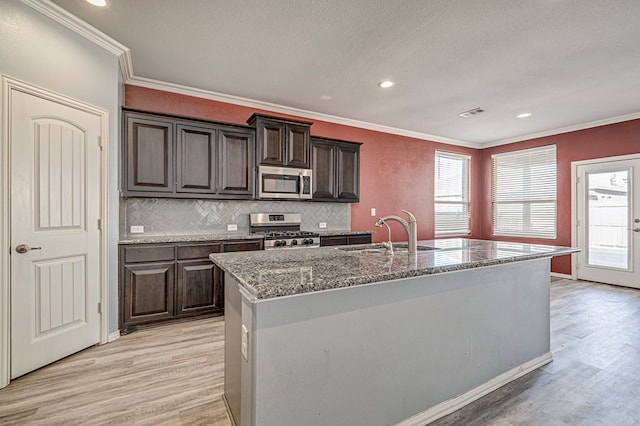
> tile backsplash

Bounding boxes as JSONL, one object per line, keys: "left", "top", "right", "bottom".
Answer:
{"left": 120, "top": 198, "right": 351, "bottom": 238}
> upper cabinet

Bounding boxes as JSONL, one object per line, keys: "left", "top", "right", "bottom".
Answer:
{"left": 310, "top": 137, "right": 361, "bottom": 202}
{"left": 247, "top": 114, "right": 312, "bottom": 169}
{"left": 125, "top": 114, "right": 175, "bottom": 193}
{"left": 123, "top": 110, "right": 255, "bottom": 199}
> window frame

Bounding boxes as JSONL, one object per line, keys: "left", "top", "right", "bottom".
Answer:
{"left": 434, "top": 150, "right": 471, "bottom": 237}
{"left": 491, "top": 145, "right": 557, "bottom": 239}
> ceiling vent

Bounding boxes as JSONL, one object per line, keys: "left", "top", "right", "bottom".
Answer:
{"left": 458, "top": 107, "right": 486, "bottom": 118}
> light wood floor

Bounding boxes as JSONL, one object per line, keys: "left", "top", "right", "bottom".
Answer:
{"left": 1, "top": 279, "right": 639, "bottom": 425}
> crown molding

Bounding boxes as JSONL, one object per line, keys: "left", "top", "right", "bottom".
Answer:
{"left": 483, "top": 111, "right": 640, "bottom": 148}
{"left": 20, "top": 0, "right": 134, "bottom": 79}
{"left": 126, "top": 76, "right": 481, "bottom": 149}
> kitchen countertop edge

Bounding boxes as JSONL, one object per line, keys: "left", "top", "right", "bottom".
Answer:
{"left": 119, "top": 230, "right": 374, "bottom": 244}
{"left": 210, "top": 239, "right": 579, "bottom": 301}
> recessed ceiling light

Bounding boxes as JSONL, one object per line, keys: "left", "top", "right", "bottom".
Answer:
{"left": 378, "top": 80, "right": 395, "bottom": 89}
{"left": 516, "top": 112, "right": 532, "bottom": 118}
{"left": 86, "top": 0, "right": 107, "bottom": 6}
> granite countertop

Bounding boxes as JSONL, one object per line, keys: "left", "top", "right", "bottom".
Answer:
{"left": 210, "top": 238, "right": 579, "bottom": 301}
{"left": 313, "top": 230, "right": 374, "bottom": 236}
{"left": 119, "top": 230, "right": 374, "bottom": 244}
{"left": 118, "top": 233, "right": 264, "bottom": 245}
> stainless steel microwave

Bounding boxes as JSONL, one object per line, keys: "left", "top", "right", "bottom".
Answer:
{"left": 258, "top": 165, "right": 312, "bottom": 199}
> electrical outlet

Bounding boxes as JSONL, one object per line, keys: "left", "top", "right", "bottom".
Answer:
{"left": 130, "top": 225, "right": 144, "bottom": 234}
{"left": 227, "top": 224, "right": 238, "bottom": 231}
{"left": 370, "top": 208, "right": 376, "bottom": 217}
{"left": 241, "top": 324, "right": 248, "bottom": 361}
{"left": 319, "top": 222, "right": 327, "bottom": 229}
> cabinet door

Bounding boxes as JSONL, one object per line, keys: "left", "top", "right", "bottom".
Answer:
{"left": 286, "top": 124, "right": 310, "bottom": 168}
{"left": 311, "top": 139, "right": 336, "bottom": 199}
{"left": 176, "top": 124, "right": 216, "bottom": 193}
{"left": 122, "top": 262, "right": 175, "bottom": 326}
{"left": 125, "top": 114, "right": 174, "bottom": 193}
{"left": 337, "top": 144, "right": 360, "bottom": 201}
{"left": 176, "top": 260, "right": 221, "bottom": 316}
{"left": 257, "top": 120, "right": 285, "bottom": 166}
{"left": 218, "top": 127, "right": 255, "bottom": 197}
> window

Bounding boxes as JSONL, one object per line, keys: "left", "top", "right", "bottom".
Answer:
{"left": 434, "top": 151, "right": 470, "bottom": 236}
{"left": 492, "top": 145, "right": 557, "bottom": 239}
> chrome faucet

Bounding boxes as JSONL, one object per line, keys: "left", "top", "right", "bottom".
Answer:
{"left": 374, "top": 210, "right": 418, "bottom": 255}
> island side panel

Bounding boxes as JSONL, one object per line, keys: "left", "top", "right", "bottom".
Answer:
{"left": 243, "top": 258, "right": 551, "bottom": 426}
{"left": 224, "top": 276, "right": 242, "bottom": 425}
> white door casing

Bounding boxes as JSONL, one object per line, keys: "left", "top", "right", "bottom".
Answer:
{"left": 1, "top": 76, "right": 109, "bottom": 385}
{"left": 573, "top": 155, "right": 640, "bottom": 289}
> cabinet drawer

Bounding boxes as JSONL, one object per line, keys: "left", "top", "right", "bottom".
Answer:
{"left": 123, "top": 245, "right": 175, "bottom": 263}
{"left": 177, "top": 243, "right": 222, "bottom": 260}
{"left": 320, "top": 236, "right": 348, "bottom": 246}
{"left": 222, "top": 240, "right": 263, "bottom": 252}
{"left": 348, "top": 235, "right": 372, "bottom": 245}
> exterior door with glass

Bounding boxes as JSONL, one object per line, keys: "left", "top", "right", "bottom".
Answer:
{"left": 575, "top": 156, "right": 640, "bottom": 288}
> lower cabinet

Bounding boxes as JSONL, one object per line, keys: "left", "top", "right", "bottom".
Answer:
{"left": 119, "top": 238, "right": 262, "bottom": 333}
{"left": 320, "top": 234, "right": 372, "bottom": 247}
{"left": 176, "top": 260, "right": 220, "bottom": 316}
{"left": 123, "top": 262, "right": 175, "bottom": 325}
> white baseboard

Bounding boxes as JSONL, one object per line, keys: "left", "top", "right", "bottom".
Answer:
{"left": 396, "top": 352, "right": 553, "bottom": 425}
{"left": 551, "top": 272, "right": 574, "bottom": 280}
{"left": 107, "top": 330, "right": 120, "bottom": 343}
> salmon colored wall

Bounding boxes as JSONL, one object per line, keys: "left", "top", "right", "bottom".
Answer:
{"left": 479, "top": 119, "right": 640, "bottom": 275}
{"left": 125, "top": 85, "right": 482, "bottom": 242}
{"left": 125, "top": 85, "right": 640, "bottom": 275}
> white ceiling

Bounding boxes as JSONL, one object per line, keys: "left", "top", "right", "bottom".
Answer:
{"left": 50, "top": 0, "right": 640, "bottom": 147}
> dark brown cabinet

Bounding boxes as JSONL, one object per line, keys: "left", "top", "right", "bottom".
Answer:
{"left": 311, "top": 137, "right": 361, "bottom": 202}
{"left": 176, "top": 260, "right": 220, "bottom": 316}
{"left": 123, "top": 109, "right": 255, "bottom": 199}
{"left": 119, "top": 238, "right": 263, "bottom": 332}
{"left": 320, "top": 234, "right": 372, "bottom": 247}
{"left": 125, "top": 115, "right": 174, "bottom": 193}
{"left": 248, "top": 114, "right": 312, "bottom": 168}
{"left": 311, "top": 139, "right": 336, "bottom": 199}
{"left": 217, "top": 127, "right": 255, "bottom": 196}
{"left": 176, "top": 124, "right": 216, "bottom": 194}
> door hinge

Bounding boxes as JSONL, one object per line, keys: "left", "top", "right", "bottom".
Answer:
{"left": 98, "top": 302, "right": 102, "bottom": 314}
{"left": 97, "top": 218, "right": 102, "bottom": 230}
{"left": 576, "top": 176, "right": 580, "bottom": 184}
{"left": 98, "top": 136, "right": 103, "bottom": 151}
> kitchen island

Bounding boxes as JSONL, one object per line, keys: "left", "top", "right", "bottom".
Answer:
{"left": 210, "top": 239, "right": 578, "bottom": 426}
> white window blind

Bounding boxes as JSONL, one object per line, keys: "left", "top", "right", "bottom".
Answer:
{"left": 492, "top": 145, "right": 557, "bottom": 239}
{"left": 435, "top": 151, "right": 470, "bottom": 236}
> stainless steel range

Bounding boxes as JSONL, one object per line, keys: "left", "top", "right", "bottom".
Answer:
{"left": 250, "top": 213, "right": 320, "bottom": 249}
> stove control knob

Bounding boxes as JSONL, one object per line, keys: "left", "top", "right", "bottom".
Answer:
{"left": 275, "top": 240, "right": 286, "bottom": 247}
{"left": 303, "top": 239, "right": 313, "bottom": 245}
{"left": 291, "top": 240, "right": 298, "bottom": 246}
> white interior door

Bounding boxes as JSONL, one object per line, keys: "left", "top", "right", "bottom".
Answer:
{"left": 10, "top": 89, "right": 102, "bottom": 378}
{"left": 576, "top": 157, "right": 640, "bottom": 288}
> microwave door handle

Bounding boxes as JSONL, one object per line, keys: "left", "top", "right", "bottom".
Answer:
{"left": 299, "top": 173, "right": 304, "bottom": 197}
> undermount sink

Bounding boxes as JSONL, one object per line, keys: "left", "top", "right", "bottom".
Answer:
{"left": 337, "top": 244, "right": 439, "bottom": 253}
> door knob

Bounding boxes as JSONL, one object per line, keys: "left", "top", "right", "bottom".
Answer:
{"left": 635, "top": 219, "right": 640, "bottom": 223}
{"left": 15, "top": 244, "right": 42, "bottom": 254}
{"left": 634, "top": 228, "right": 640, "bottom": 233}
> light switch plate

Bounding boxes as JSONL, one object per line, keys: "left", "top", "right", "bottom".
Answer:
{"left": 319, "top": 222, "right": 327, "bottom": 229}
{"left": 370, "top": 208, "right": 376, "bottom": 217}
{"left": 130, "top": 225, "right": 144, "bottom": 234}
{"left": 227, "top": 224, "right": 238, "bottom": 231}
